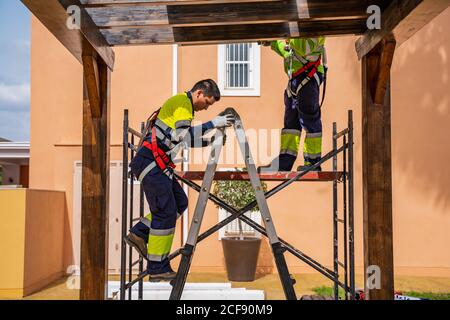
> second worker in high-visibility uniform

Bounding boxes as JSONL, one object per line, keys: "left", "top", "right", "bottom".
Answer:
{"left": 259, "top": 37, "right": 327, "bottom": 172}
{"left": 125, "top": 79, "right": 235, "bottom": 281}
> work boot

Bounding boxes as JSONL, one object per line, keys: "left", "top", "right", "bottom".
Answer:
{"left": 124, "top": 232, "right": 148, "bottom": 260}
{"left": 148, "top": 271, "right": 177, "bottom": 282}
{"left": 257, "top": 157, "right": 281, "bottom": 173}
{"left": 297, "top": 164, "right": 322, "bottom": 172}
{"left": 148, "top": 264, "right": 177, "bottom": 282}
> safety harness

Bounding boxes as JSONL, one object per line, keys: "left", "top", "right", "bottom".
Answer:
{"left": 286, "top": 45, "right": 328, "bottom": 108}
{"left": 137, "top": 109, "right": 176, "bottom": 182}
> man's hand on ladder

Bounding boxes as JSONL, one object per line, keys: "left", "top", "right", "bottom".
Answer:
{"left": 212, "top": 113, "right": 236, "bottom": 128}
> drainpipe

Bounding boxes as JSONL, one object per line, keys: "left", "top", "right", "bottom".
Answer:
{"left": 173, "top": 44, "right": 189, "bottom": 245}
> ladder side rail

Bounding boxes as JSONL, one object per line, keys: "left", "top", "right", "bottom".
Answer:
{"left": 232, "top": 110, "right": 297, "bottom": 300}
{"left": 169, "top": 129, "right": 226, "bottom": 300}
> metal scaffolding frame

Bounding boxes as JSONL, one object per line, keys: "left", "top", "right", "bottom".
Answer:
{"left": 120, "top": 108, "right": 355, "bottom": 300}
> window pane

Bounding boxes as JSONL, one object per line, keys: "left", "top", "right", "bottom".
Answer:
{"left": 239, "top": 44, "right": 243, "bottom": 62}
{"left": 235, "top": 64, "right": 239, "bottom": 87}
{"left": 244, "top": 63, "right": 249, "bottom": 87}
{"left": 227, "top": 65, "right": 230, "bottom": 87}
{"left": 224, "top": 43, "right": 254, "bottom": 88}
{"left": 239, "top": 63, "right": 242, "bottom": 87}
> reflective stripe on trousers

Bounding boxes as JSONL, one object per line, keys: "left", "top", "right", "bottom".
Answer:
{"left": 304, "top": 132, "right": 322, "bottom": 165}
{"left": 139, "top": 170, "right": 188, "bottom": 263}
{"left": 280, "top": 129, "right": 301, "bottom": 157}
{"left": 278, "top": 72, "right": 323, "bottom": 171}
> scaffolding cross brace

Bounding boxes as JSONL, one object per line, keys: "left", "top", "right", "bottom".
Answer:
{"left": 120, "top": 108, "right": 355, "bottom": 300}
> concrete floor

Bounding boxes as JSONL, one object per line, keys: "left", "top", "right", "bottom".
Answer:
{"left": 22, "top": 273, "right": 450, "bottom": 300}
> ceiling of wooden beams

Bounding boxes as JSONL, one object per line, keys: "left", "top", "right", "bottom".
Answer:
{"left": 78, "top": 0, "right": 392, "bottom": 46}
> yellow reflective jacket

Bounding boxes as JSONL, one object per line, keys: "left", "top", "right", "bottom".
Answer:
{"left": 271, "top": 37, "right": 326, "bottom": 77}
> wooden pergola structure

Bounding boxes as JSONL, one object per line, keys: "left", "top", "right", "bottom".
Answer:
{"left": 21, "top": 0, "right": 450, "bottom": 300}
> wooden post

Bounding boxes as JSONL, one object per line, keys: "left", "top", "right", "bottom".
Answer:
{"left": 362, "top": 36, "right": 396, "bottom": 300}
{"left": 80, "top": 51, "right": 111, "bottom": 300}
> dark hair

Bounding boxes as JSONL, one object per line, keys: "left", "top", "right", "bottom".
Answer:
{"left": 191, "top": 79, "right": 221, "bottom": 102}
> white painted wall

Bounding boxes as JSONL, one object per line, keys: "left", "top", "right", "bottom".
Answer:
{"left": 73, "top": 161, "right": 149, "bottom": 273}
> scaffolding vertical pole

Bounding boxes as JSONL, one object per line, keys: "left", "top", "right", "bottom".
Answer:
{"left": 343, "top": 134, "right": 349, "bottom": 300}
{"left": 128, "top": 134, "right": 134, "bottom": 300}
{"left": 332, "top": 123, "right": 339, "bottom": 300}
{"left": 138, "top": 122, "right": 145, "bottom": 300}
{"left": 127, "top": 134, "right": 134, "bottom": 300}
{"left": 120, "top": 109, "right": 129, "bottom": 300}
{"left": 348, "top": 110, "right": 356, "bottom": 299}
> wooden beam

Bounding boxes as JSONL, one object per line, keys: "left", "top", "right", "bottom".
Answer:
{"left": 362, "top": 37, "right": 395, "bottom": 300}
{"left": 21, "top": 0, "right": 115, "bottom": 70}
{"left": 84, "top": 0, "right": 376, "bottom": 28}
{"left": 82, "top": 55, "right": 101, "bottom": 118}
{"left": 101, "top": 19, "right": 367, "bottom": 45}
{"left": 356, "top": 0, "right": 450, "bottom": 59}
{"left": 373, "top": 36, "right": 396, "bottom": 104}
{"left": 80, "top": 54, "right": 111, "bottom": 300}
{"left": 81, "top": 0, "right": 278, "bottom": 6}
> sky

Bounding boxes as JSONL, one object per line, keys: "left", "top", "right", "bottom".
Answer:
{"left": 0, "top": 1, "right": 30, "bottom": 142}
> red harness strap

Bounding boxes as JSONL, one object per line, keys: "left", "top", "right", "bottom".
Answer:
{"left": 292, "top": 58, "right": 322, "bottom": 79}
{"left": 142, "top": 126, "right": 176, "bottom": 171}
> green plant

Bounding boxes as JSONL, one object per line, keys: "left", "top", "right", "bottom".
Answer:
{"left": 312, "top": 286, "right": 346, "bottom": 299}
{"left": 311, "top": 286, "right": 450, "bottom": 300}
{"left": 212, "top": 168, "right": 268, "bottom": 239}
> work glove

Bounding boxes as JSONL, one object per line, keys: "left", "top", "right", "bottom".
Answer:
{"left": 211, "top": 114, "right": 235, "bottom": 128}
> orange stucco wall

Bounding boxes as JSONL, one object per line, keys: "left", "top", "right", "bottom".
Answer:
{"left": 29, "top": 8, "right": 450, "bottom": 277}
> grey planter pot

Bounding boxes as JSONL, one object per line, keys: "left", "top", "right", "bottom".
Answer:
{"left": 221, "top": 237, "right": 262, "bottom": 282}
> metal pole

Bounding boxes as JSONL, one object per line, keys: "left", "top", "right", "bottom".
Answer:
{"left": 125, "top": 140, "right": 352, "bottom": 294}
{"left": 348, "top": 110, "right": 356, "bottom": 299}
{"left": 173, "top": 174, "right": 352, "bottom": 292}
{"left": 138, "top": 122, "right": 145, "bottom": 300}
{"left": 343, "top": 135, "right": 349, "bottom": 300}
{"left": 172, "top": 145, "right": 346, "bottom": 251}
{"left": 128, "top": 134, "right": 134, "bottom": 300}
{"left": 120, "top": 109, "right": 129, "bottom": 300}
{"left": 333, "top": 123, "right": 339, "bottom": 300}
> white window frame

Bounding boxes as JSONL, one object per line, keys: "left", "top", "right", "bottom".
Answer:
{"left": 217, "top": 43, "right": 261, "bottom": 97}
{"left": 218, "top": 208, "right": 262, "bottom": 240}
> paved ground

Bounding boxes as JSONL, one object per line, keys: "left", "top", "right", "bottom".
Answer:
{"left": 22, "top": 273, "right": 450, "bottom": 300}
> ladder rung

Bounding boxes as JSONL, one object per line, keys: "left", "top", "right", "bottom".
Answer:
{"left": 128, "top": 143, "right": 138, "bottom": 152}
{"left": 131, "top": 259, "right": 142, "bottom": 267}
{"left": 132, "top": 217, "right": 141, "bottom": 222}
{"left": 338, "top": 261, "right": 345, "bottom": 268}
{"left": 337, "top": 219, "right": 345, "bottom": 223}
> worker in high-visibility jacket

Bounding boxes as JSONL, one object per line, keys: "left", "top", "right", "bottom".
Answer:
{"left": 126, "top": 79, "right": 235, "bottom": 281}
{"left": 259, "top": 37, "right": 327, "bottom": 172}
